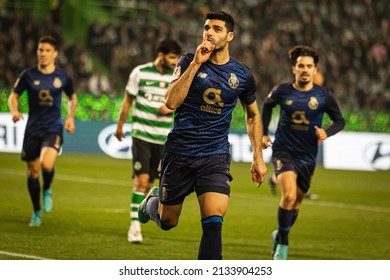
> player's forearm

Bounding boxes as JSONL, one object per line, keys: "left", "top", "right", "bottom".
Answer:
{"left": 325, "top": 117, "right": 345, "bottom": 137}
{"left": 247, "top": 119, "right": 264, "bottom": 160}
{"left": 245, "top": 104, "right": 264, "bottom": 160}
{"left": 8, "top": 92, "right": 20, "bottom": 114}
{"left": 117, "top": 110, "right": 129, "bottom": 128}
{"left": 67, "top": 94, "right": 77, "bottom": 119}
{"left": 261, "top": 102, "right": 273, "bottom": 136}
{"left": 117, "top": 93, "right": 133, "bottom": 127}
{"left": 165, "top": 61, "right": 201, "bottom": 110}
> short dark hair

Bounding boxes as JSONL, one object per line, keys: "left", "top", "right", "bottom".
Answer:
{"left": 156, "top": 38, "right": 182, "bottom": 55}
{"left": 289, "top": 45, "right": 319, "bottom": 66}
{"left": 206, "top": 11, "right": 235, "bottom": 33}
{"left": 38, "top": 36, "right": 58, "bottom": 50}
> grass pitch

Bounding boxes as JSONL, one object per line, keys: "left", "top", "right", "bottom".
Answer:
{"left": 0, "top": 152, "right": 389, "bottom": 260}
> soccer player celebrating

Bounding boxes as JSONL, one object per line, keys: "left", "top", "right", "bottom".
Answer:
{"left": 8, "top": 36, "right": 77, "bottom": 227}
{"left": 138, "top": 11, "right": 267, "bottom": 259}
{"left": 261, "top": 45, "right": 345, "bottom": 260}
{"left": 115, "top": 38, "right": 182, "bottom": 243}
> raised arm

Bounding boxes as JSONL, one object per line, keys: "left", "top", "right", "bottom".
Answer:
{"left": 165, "top": 62, "right": 201, "bottom": 110}
{"left": 165, "top": 40, "right": 215, "bottom": 110}
{"left": 158, "top": 103, "right": 175, "bottom": 115}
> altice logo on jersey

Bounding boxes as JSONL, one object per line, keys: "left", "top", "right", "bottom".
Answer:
{"left": 98, "top": 123, "right": 133, "bottom": 159}
{"left": 363, "top": 141, "right": 390, "bottom": 171}
{"left": 200, "top": 88, "right": 224, "bottom": 115}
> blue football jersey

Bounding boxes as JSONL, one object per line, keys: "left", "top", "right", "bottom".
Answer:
{"left": 165, "top": 53, "right": 256, "bottom": 156}
{"left": 13, "top": 67, "right": 75, "bottom": 135}
{"left": 263, "top": 81, "right": 344, "bottom": 164}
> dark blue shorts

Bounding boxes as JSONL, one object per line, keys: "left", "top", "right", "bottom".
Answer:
{"left": 21, "top": 132, "right": 63, "bottom": 161}
{"left": 158, "top": 152, "right": 233, "bottom": 205}
{"left": 271, "top": 151, "right": 315, "bottom": 194}
{"left": 131, "top": 137, "right": 164, "bottom": 182}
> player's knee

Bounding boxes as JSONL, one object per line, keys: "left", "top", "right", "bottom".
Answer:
{"left": 40, "top": 162, "right": 54, "bottom": 173}
{"left": 160, "top": 216, "right": 178, "bottom": 231}
{"left": 160, "top": 221, "right": 176, "bottom": 231}
{"left": 281, "top": 192, "right": 296, "bottom": 207}
{"left": 41, "top": 166, "right": 53, "bottom": 174}
{"left": 27, "top": 166, "right": 40, "bottom": 178}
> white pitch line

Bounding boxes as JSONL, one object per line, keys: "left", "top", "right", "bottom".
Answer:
{"left": 233, "top": 192, "right": 390, "bottom": 214}
{"left": 0, "top": 250, "right": 51, "bottom": 260}
{"left": 0, "top": 168, "right": 130, "bottom": 186}
{"left": 1, "top": 168, "right": 389, "bottom": 214}
{"left": 304, "top": 199, "right": 390, "bottom": 213}
{"left": 56, "top": 174, "right": 130, "bottom": 186}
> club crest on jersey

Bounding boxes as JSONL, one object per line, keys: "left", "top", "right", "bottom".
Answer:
{"left": 228, "top": 73, "right": 239, "bottom": 89}
{"left": 53, "top": 77, "right": 62, "bottom": 88}
{"left": 159, "top": 81, "right": 166, "bottom": 88}
{"left": 308, "top": 97, "right": 319, "bottom": 110}
{"left": 172, "top": 66, "right": 181, "bottom": 80}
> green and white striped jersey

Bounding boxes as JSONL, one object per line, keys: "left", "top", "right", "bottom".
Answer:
{"left": 126, "top": 62, "right": 174, "bottom": 145}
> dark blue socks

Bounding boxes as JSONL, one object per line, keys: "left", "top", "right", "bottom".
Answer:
{"left": 277, "top": 206, "right": 294, "bottom": 245}
{"left": 198, "top": 215, "right": 223, "bottom": 260}
{"left": 42, "top": 169, "right": 54, "bottom": 191}
{"left": 27, "top": 177, "right": 40, "bottom": 211}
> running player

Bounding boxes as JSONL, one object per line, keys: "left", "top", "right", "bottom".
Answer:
{"left": 8, "top": 35, "right": 77, "bottom": 227}
{"left": 115, "top": 38, "right": 182, "bottom": 243}
{"left": 138, "top": 11, "right": 267, "bottom": 259}
{"left": 261, "top": 45, "right": 345, "bottom": 259}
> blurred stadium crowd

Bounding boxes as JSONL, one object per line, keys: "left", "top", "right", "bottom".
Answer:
{"left": 0, "top": 0, "right": 389, "bottom": 112}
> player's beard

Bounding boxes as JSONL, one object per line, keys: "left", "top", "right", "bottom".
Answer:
{"left": 39, "top": 62, "right": 48, "bottom": 69}
{"left": 297, "top": 79, "right": 311, "bottom": 88}
{"left": 297, "top": 74, "right": 312, "bottom": 87}
{"left": 161, "top": 57, "right": 175, "bottom": 72}
{"left": 213, "top": 40, "right": 228, "bottom": 53}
